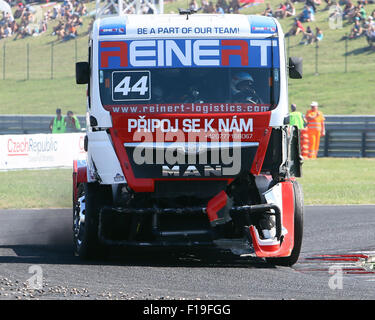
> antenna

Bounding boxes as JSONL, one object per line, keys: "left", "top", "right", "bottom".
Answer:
{"left": 178, "top": 8, "right": 196, "bottom": 20}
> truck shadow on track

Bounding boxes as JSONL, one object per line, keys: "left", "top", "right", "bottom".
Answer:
{"left": 0, "top": 245, "right": 276, "bottom": 269}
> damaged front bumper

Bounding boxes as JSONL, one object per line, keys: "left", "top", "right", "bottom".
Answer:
{"left": 97, "top": 181, "right": 295, "bottom": 259}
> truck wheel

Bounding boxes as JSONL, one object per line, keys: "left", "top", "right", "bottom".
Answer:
{"left": 73, "top": 182, "right": 111, "bottom": 260}
{"left": 266, "top": 180, "right": 304, "bottom": 267}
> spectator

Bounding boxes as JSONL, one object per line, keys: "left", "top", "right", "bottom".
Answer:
{"left": 299, "top": 5, "right": 315, "bottom": 22}
{"left": 263, "top": 3, "right": 274, "bottom": 17}
{"left": 1, "top": 11, "right": 13, "bottom": 26}
{"left": 87, "top": 17, "right": 94, "bottom": 34}
{"left": 300, "top": 25, "right": 315, "bottom": 44}
{"left": 285, "top": 1, "right": 296, "bottom": 17}
{"left": 72, "top": 13, "right": 82, "bottom": 27}
{"left": 65, "top": 111, "right": 81, "bottom": 133}
{"left": 50, "top": 108, "right": 66, "bottom": 134}
{"left": 0, "top": 11, "right": 13, "bottom": 38}
{"left": 228, "top": 0, "right": 241, "bottom": 13}
{"left": 76, "top": 2, "right": 87, "bottom": 16}
{"left": 14, "top": 3, "right": 25, "bottom": 19}
{"left": 22, "top": 7, "right": 33, "bottom": 25}
{"left": 323, "top": 0, "right": 334, "bottom": 10}
{"left": 274, "top": 3, "right": 287, "bottom": 18}
{"left": 13, "top": 23, "right": 34, "bottom": 40}
{"left": 217, "top": 0, "right": 229, "bottom": 12}
{"left": 314, "top": 27, "right": 324, "bottom": 42}
{"left": 358, "top": 3, "right": 367, "bottom": 20}
{"left": 216, "top": 2, "right": 225, "bottom": 14}
{"left": 66, "top": 20, "right": 77, "bottom": 39}
{"left": 308, "top": 4, "right": 316, "bottom": 20}
{"left": 347, "top": 4, "right": 357, "bottom": 20}
{"left": 51, "top": 5, "right": 59, "bottom": 20}
{"left": 348, "top": 4, "right": 366, "bottom": 22}
{"left": 189, "top": 0, "right": 200, "bottom": 12}
{"left": 53, "top": 21, "right": 65, "bottom": 40}
{"left": 286, "top": 18, "right": 305, "bottom": 36}
{"left": 3, "top": 24, "right": 11, "bottom": 37}
{"left": 306, "top": 0, "right": 317, "bottom": 12}
{"left": 349, "top": 19, "right": 363, "bottom": 38}
{"left": 39, "top": 17, "right": 47, "bottom": 34}
{"left": 343, "top": 1, "right": 355, "bottom": 19}
{"left": 202, "top": 1, "right": 215, "bottom": 13}
{"left": 200, "top": 0, "right": 207, "bottom": 13}
{"left": 365, "top": 23, "right": 375, "bottom": 47}
{"left": 207, "top": 1, "right": 216, "bottom": 13}
{"left": 363, "top": 15, "right": 374, "bottom": 30}
{"left": 12, "top": 21, "right": 18, "bottom": 34}
{"left": 289, "top": 103, "right": 306, "bottom": 129}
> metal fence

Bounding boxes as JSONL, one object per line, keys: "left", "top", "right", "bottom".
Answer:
{"left": 1, "top": 114, "right": 374, "bottom": 158}
{"left": 0, "top": 38, "right": 88, "bottom": 80}
{"left": 285, "top": 33, "right": 370, "bottom": 75}
{"left": 0, "top": 27, "right": 373, "bottom": 80}
{"left": 318, "top": 115, "right": 375, "bottom": 158}
{"left": 0, "top": 115, "right": 86, "bottom": 134}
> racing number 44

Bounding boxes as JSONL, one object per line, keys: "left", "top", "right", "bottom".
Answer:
{"left": 114, "top": 75, "right": 149, "bottom": 96}
{"left": 112, "top": 71, "right": 151, "bottom": 101}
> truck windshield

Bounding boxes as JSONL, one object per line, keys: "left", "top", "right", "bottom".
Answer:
{"left": 99, "top": 67, "right": 280, "bottom": 112}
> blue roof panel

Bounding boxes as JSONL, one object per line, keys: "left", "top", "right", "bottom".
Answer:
{"left": 248, "top": 15, "right": 277, "bottom": 34}
{"left": 99, "top": 16, "right": 126, "bottom": 35}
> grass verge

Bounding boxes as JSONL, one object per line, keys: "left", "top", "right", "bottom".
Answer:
{"left": 0, "top": 169, "right": 72, "bottom": 209}
{"left": 0, "top": 158, "right": 373, "bottom": 209}
{"left": 299, "top": 158, "right": 375, "bottom": 205}
{"left": 0, "top": 78, "right": 86, "bottom": 115}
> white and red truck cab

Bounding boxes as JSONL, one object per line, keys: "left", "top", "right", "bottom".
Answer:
{"left": 73, "top": 10, "right": 304, "bottom": 265}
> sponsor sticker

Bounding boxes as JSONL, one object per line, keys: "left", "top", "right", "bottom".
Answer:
{"left": 99, "top": 25, "right": 126, "bottom": 35}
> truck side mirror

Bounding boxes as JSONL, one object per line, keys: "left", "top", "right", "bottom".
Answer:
{"left": 76, "top": 62, "right": 89, "bottom": 84}
{"left": 289, "top": 57, "right": 303, "bottom": 79}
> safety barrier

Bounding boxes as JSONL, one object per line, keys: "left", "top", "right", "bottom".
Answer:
{"left": 318, "top": 116, "right": 375, "bottom": 158}
{"left": 0, "top": 132, "right": 86, "bottom": 170}
{"left": 0, "top": 115, "right": 374, "bottom": 158}
{"left": 0, "top": 115, "right": 86, "bottom": 135}
{"left": 300, "top": 128, "right": 309, "bottom": 159}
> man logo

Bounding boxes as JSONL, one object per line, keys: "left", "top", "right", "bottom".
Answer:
{"left": 162, "top": 165, "right": 223, "bottom": 177}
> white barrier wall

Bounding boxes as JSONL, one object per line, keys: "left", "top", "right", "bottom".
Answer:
{"left": 0, "top": 133, "right": 86, "bottom": 170}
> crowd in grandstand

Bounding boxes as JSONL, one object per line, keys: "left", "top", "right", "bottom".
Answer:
{"left": 50, "top": 1, "right": 86, "bottom": 40}
{"left": 0, "top": 0, "right": 87, "bottom": 40}
{"left": 260, "top": 0, "right": 375, "bottom": 48}
{"left": 188, "top": 0, "right": 251, "bottom": 13}
{"left": 0, "top": 0, "right": 374, "bottom": 48}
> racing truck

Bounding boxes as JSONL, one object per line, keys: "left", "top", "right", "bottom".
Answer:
{"left": 73, "top": 11, "right": 304, "bottom": 266}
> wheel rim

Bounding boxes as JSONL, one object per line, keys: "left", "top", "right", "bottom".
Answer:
{"left": 73, "top": 188, "right": 86, "bottom": 249}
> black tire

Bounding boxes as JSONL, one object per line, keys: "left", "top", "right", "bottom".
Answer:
{"left": 73, "top": 182, "right": 112, "bottom": 260}
{"left": 266, "top": 180, "right": 304, "bottom": 267}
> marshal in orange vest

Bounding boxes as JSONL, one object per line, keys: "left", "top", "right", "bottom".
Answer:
{"left": 305, "top": 102, "right": 325, "bottom": 159}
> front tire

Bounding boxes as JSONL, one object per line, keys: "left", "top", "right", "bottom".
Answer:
{"left": 266, "top": 180, "right": 304, "bottom": 266}
{"left": 73, "top": 182, "right": 112, "bottom": 260}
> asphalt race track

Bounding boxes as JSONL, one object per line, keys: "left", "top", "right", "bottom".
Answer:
{"left": 0, "top": 205, "right": 374, "bottom": 300}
